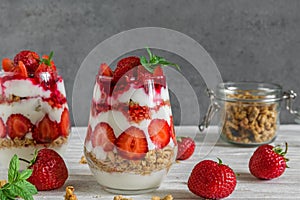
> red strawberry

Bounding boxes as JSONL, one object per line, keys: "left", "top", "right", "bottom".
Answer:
{"left": 6, "top": 114, "right": 33, "bottom": 139}
{"left": 115, "top": 126, "right": 148, "bottom": 160}
{"left": 27, "top": 148, "right": 68, "bottom": 191}
{"left": 92, "top": 122, "right": 116, "bottom": 151}
{"left": 60, "top": 108, "right": 70, "bottom": 137}
{"left": 14, "top": 50, "right": 40, "bottom": 76}
{"left": 2, "top": 58, "right": 14, "bottom": 72}
{"left": 249, "top": 143, "right": 288, "bottom": 180}
{"left": 169, "top": 116, "right": 176, "bottom": 145}
{"left": 113, "top": 56, "right": 140, "bottom": 83}
{"left": 148, "top": 119, "right": 170, "bottom": 149}
{"left": 0, "top": 117, "right": 6, "bottom": 138}
{"left": 176, "top": 137, "right": 195, "bottom": 160}
{"left": 188, "top": 159, "right": 237, "bottom": 199}
{"left": 98, "top": 63, "right": 113, "bottom": 77}
{"left": 33, "top": 115, "right": 59, "bottom": 143}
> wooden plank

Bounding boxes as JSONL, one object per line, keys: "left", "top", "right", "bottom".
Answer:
{"left": 0, "top": 125, "right": 300, "bottom": 199}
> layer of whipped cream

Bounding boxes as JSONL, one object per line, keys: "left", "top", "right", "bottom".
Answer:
{"left": 93, "top": 82, "right": 170, "bottom": 107}
{"left": 0, "top": 98, "right": 66, "bottom": 124}
{"left": 0, "top": 78, "right": 66, "bottom": 98}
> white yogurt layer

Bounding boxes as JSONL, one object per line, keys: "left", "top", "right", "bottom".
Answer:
{"left": 90, "top": 167, "right": 167, "bottom": 191}
{"left": 0, "top": 98, "right": 66, "bottom": 124}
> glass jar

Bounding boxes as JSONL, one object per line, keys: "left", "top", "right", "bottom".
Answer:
{"left": 84, "top": 68, "right": 177, "bottom": 194}
{"left": 200, "top": 82, "right": 298, "bottom": 146}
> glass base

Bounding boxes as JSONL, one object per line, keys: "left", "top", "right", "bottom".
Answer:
{"left": 220, "top": 134, "right": 276, "bottom": 146}
{"left": 103, "top": 186, "right": 159, "bottom": 195}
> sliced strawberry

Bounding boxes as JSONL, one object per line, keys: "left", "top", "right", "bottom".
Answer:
{"left": 169, "top": 116, "right": 177, "bottom": 145}
{"left": 6, "top": 114, "right": 33, "bottom": 139}
{"left": 113, "top": 56, "right": 140, "bottom": 83}
{"left": 11, "top": 61, "right": 28, "bottom": 78}
{"left": 85, "top": 125, "right": 92, "bottom": 143}
{"left": 0, "top": 117, "right": 6, "bottom": 138}
{"left": 13, "top": 50, "right": 40, "bottom": 75}
{"left": 60, "top": 108, "right": 70, "bottom": 137}
{"left": 153, "top": 66, "right": 163, "bottom": 76}
{"left": 33, "top": 114, "right": 59, "bottom": 143}
{"left": 98, "top": 63, "right": 113, "bottom": 77}
{"left": 115, "top": 126, "right": 148, "bottom": 160}
{"left": 92, "top": 122, "right": 116, "bottom": 151}
{"left": 2, "top": 58, "right": 14, "bottom": 72}
{"left": 148, "top": 119, "right": 171, "bottom": 149}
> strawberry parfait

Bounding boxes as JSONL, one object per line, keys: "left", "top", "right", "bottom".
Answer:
{"left": 0, "top": 50, "right": 70, "bottom": 168}
{"left": 84, "top": 48, "right": 179, "bottom": 194}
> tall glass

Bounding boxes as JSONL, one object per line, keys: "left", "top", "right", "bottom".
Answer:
{"left": 84, "top": 69, "right": 177, "bottom": 194}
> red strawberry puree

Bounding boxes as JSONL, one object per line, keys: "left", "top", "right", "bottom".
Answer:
{"left": 0, "top": 50, "right": 70, "bottom": 169}
{"left": 84, "top": 56, "right": 177, "bottom": 194}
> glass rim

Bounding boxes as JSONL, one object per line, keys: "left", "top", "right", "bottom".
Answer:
{"left": 215, "top": 81, "right": 284, "bottom": 102}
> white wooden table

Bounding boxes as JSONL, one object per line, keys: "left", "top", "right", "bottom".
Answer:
{"left": 1, "top": 125, "right": 300, "bottom": 200}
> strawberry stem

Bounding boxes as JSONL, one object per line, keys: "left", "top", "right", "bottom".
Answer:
{"left": 217, "top": 157, "right": 223, "bottom": 165}
{"left": 19, "top": 158, "right": 30, "bottom": 164}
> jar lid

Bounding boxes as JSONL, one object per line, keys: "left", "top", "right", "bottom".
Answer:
{"left": 216, "top": 82, "right": 283, "bottom": 103}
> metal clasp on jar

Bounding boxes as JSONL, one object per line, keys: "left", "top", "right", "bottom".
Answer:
{"left": 198, "top": 89, "right": 219, "bottom": 132}
{"left": 283, "top": 90, "right": 298, "bottom": 115}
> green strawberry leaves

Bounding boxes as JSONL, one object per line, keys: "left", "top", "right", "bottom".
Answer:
{"left": 0, "top": 155, "right": 37, "bottom": 200}
{"left": 140, "top": 47, "right": 180, "bottom": 73}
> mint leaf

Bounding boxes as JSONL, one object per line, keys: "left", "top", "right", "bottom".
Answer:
{"left": 8, "top": 155, "right": 19, "bottom": 183}
{"left": 40, "top": 51, "right": 54, "bottom": 66}
{"left": 16, "top": 181, "right": 37, "bottom": 196}
{"left": 0, "top": 155, "right": 37, "bottom": 200}
{"left": 19, "top": 170, "right": 32, "bottom": 180}
{"left": 140, "top": 48, "right": 181, "bottom": 73}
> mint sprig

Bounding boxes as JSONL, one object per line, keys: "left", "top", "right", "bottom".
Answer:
{"left": 140, "top": 47, "right": 180, "bottom": 73}
{"left": 0, "top": 155, "right": 37, "bottom": 200}
{"left": 40, "top": 51, "right": 54, "bottom": 66}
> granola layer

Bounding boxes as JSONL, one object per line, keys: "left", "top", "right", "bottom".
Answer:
{"left": 84, "top": 146, "right": 175, "bottom": 175}
{"left": 0, "top": 136, "right": 68, "bottom": 149}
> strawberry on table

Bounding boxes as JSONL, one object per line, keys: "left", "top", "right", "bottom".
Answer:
{"left": 13, "top": 50, "right": 40, "bottom": 76}
{"left": 249, "top": 143, "right": 289, "bottom": 180}
{"left": 176, "top": 137, "right": 195, "bottom": 161}
{"left": 6, "top": 114, "right": 33, "bottom": 140}
{"left": 33, "top": 114, "right": 59, "bottom": 143}
{"left": 148, "top": 119, "right": 170, "bottom": 149}
{"left": 27, "top": 148, "right": 68, "bottom": 191}
{"left": 92, "top": 122, "right": 116, "bottom": 151}
{"left": 188, "top": 158, "right": 236, "bottom": 199}
{"left": 115, "top": 126, "right": 148, "bottom": 160}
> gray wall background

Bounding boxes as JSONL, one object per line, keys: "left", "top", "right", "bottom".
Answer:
{"left": 1, "top": 0, "right": 300, "bottom": 126}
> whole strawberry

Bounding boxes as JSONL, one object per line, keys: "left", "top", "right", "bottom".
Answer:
{"left": 188, "top": 159, "right": 236, "bottom": 199}
{"left": 27, "top": 148, "right": 68, "bottom": 191}
{"left": 249, "top": 143, "right": 289, "bottom": 180}
{"left": 14, "top": 50, "right": 40, "bottom": 76}
{"left": 176, "top": 137, "right": 195, "bottom": 160}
